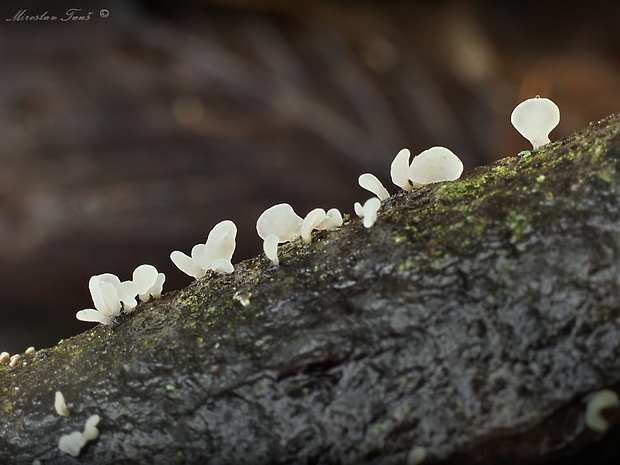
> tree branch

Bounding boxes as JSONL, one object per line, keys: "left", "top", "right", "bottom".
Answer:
{"left": 2, "top": 114, "right": 620, "bottom": 464}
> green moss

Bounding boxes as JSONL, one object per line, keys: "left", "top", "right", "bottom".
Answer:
{"left": 4, "top": 401, "right": 12, "bottom": 413}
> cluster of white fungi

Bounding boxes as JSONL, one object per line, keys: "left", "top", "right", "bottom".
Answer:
{"left": 71, "top": 96, "right": 562, "bottom": 325}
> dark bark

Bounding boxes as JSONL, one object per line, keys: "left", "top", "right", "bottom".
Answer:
{"left": 2, "top": 114, "right": 620, "bottom": 464}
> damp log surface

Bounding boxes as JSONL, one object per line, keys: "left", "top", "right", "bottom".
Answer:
{"left": 2, "top": 115, "right": 620, "bottom": 464}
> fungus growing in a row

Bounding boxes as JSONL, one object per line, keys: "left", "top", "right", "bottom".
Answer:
{"left": 76, "top": 265, "right": 166, "bottom": 325}
{"left": 390, "top": 148, "right": 413, "bottom": 191}
{"left": 408, "top": 146, "right": 463, "bottom": 186}
{"left": 0, "top": 352, "right": 9, "bottom": 364}
{"left": 170, "top": 220, "right": 238, "bottom": 278}
{"left": 300, "top": 207, "right": 344, "bottom": 244}
{"left": 585, "top": 389, "right": 619, "bottom": 432}
{"left": 511, "top": 96, "right": 560, "bottom": 149}
{"left": 256, "top": 203, "right": 303, "bottom": 266}
{"left": 356, "top": 198, "right": 381, "bottom": 228}
{"left": 358, "top": 173, "right": 390, "bottom": 200}
{"left": 58, "top": 414, "right": 100, "bottom": 457}
{"left": 55, "top": 391, "right": 69, "bottom": 417}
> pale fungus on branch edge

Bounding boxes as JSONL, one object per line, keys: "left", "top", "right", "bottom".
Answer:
{"left": 511, "top": 96, "right": 560, "bottom": 149}
{"left": 407, "top": 146, "right": 464, "bottom": 187}
{"left": 585, "top": 389, "right": 619, "bottom": 432}
{"left": 58, "top": 414, "right": 101, "bottom": 457}
{"left": 54, "top": 391, "right": 70, "bottom": 417}
{"left": 358, "top": 172, "right": 390, "bottom": 200}
{"left": 170, "top": 220, "right": 237, "bottom": 278}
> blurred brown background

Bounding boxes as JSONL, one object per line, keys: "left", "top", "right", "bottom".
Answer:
{"left": 0, "top": 0, "right": 618, "bottom": 353}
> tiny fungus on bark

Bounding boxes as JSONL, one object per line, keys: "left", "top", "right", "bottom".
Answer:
{"left": 407, "top": 146, "right": 464, "bottom": 187}
{"left": 358, "top": 172, "right": 390, "bottom": 200}
{"left": 256, "top": 203, "right": 303, "bottom": 266}
{"left": 391, "top": 148, "right": 413, "bottom": 191}
{"left": 511, "top": 96, "right": 560, "bottom": 149}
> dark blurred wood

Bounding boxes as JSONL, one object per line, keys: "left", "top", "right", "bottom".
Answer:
{"left": 0, "top": 0, "right": 619, "bottom": 352}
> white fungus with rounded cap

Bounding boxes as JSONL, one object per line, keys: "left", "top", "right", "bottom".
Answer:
{"left": 407, "top": 146, "right": 463, "bottom": 186}
{"left": 358, "top": 173, "right": 390, "bottom": 200}
{"left": 361, "top": 198, "right": 381, "bottom": 228}
{"left": 301, "top": 208, "right": 327, "bottom": 244}
{"left": 321, "top": 208, "right": 343, "bottom": 230}
{"left": 511, "top": 96, "right": 560, "bottom": 149}
{"left": 391, "top": 148, "right": 413, "bottom": 191}
{"left": 256, "top": 203, "right": 303, "bottom": 266}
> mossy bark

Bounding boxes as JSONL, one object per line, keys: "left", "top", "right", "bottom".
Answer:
{"left": 2, "top": 115, "right": 620, "bottom": 464}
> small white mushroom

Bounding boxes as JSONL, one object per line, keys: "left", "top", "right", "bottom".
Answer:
{"left": 263, "top": 234, "right": 280, "bottom": 266}
{"left": 407, "top": 146, "right": 463, "bottom": 186}
{"left": 25, "top": 347, "right": 35, "bottom": 355}
{"left": 132, "top": 264, "right": 158, "bottom": 301}
{"left": 510, "top": 96, "right": 560, "bottom": 149}
{"left": 391, "top": 148, "right": 413, "bottom": 191}
{"left": 88, "top": 275, "right": 122, "bottom": 318}
{"left": 170, "top": 250, "right": 206, "bottom": 279}
{"left": 322, "top": 208, "right": 343, "bottom": 230}
{"left": 116, "top": 280, "right": 138, "bottom": 310}
{"left": 362, "top": 198, "right": 381, "bottom": 228}
{"left": 585, "top": 389, "right": 619, "bottom": 432}
{"left": 257, "top": 204, "right": 303, "bottom": 266}
{"left": 358, "top": 173, "right": 390, "bottom": 200}
{"left": 354, "top": 202, "right": 364, "bottom": 218}
{"left": 149, "top": 273, "right": 166, "bottom": 298}
{"left": 58, "top": 414, "right": 100, "bottom": 457}
{"left": 55, "top": 391, "right": 70, "bottom": 416}
{"left": 301, "top": 208, "right": 327, "bottom": 244}
{"left": 256, "top": 203, "right": 303, "bottom": 242}
{"left": 9, "top": 354, "right": 20, "bottom": 368}
{"left": 58, "top": 431, "right": 84, "bottom": 457}
{"left": 0, "top": 352, "right": 9, "bottom": 364}
{"left": 200, "top": 220, "right": 237, "bottom": 273}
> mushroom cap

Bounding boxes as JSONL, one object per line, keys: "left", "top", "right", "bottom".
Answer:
{"left": 256, "top": 203, "right": 303, "bottom": 243}
{"left": 354, "top": 202, "right": 364, "bottom": 218}
{"left": 390, "top": 148, "right": 412, "bottom": 191}
{"left": 132, "top": 264, "right": 159, "bottom": 295}
{"left": 88, "top": 275, "right": 121, "bottom": 317}
{"left": 203, "top": 220, "right": 237, "bottom": 267}
{"left": 511, "top": 96, "right": 560, "bottom": 149}
{"left": 170, "top": 250, "right": 207, "bottom": 279}
{"left": 362, "top": 197, "right": 381, "bottom": 228}
{"left": 301, "top": 208, "right": 326, "bottom": 243}
{"left": 322, "top": 208, "right": 343, "bottom": 230}
{"left": 358, "top": 173, "right": 390, "bottom": 200}
{"left": 407, "top": 146, "right": 463, "bottom": 186}
{"left": 117, "top": 280, "right": 138, "bottom": 310}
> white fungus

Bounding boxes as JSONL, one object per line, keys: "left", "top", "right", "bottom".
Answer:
{"left": 9, "top": 354, "right": 20, "bottom": 368}
{"left": 58, "top": 414, "right": 100, "bottom": 457}
{"left": 171, "top": 220, "right": 238, "bottom": 278}
{"left": 510, "top": 96, "right": 560, "bottom": 149}
{"left": 585, "top": 389, "right": 619, "bottom": 432}
{"left": 390, "top": 148, "right": 413, "bottom": 191}
{"left": 256, "top": 203, "right": 303, "bottom": 242}
{"left": 263, "top": 234, "right": 280, "bottom": 267}
{"left": 408, "top": 146, "right": 463, "bottom": 186}
{"left": 358, "top": 173, "right": 390, "bottom": 200}
{"left": 55, "top": 391, "right": 70, "bottom": 416}
{"left": 256, "top": 203, "right": 303, "bottom": 266}
{"left": 362, "top": 198, "right": 381, "bottom": 228}
{"left": 354, "top": 202, "right": 365, "bottom": 218}
{"left": 25, "top": 346, "right": 35, "bottom": 355}
{"left": 77, "top": 266, "right": 166, "bottom": 325}
{"left": 170, "top": 250, "right": 206, "bottom": 280}
{"left": 0, "top": 352, "right": 9, "bottom": 364}
{"left": 301, "top": 208, "right": 327, "bottom": 244}
{"left": 322, "top": 208, "right": 343, "bottom": 230}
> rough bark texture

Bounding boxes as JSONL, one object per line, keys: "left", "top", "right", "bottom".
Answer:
{"left": 2, "top": 114, "right": 620, "bottom": 464}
